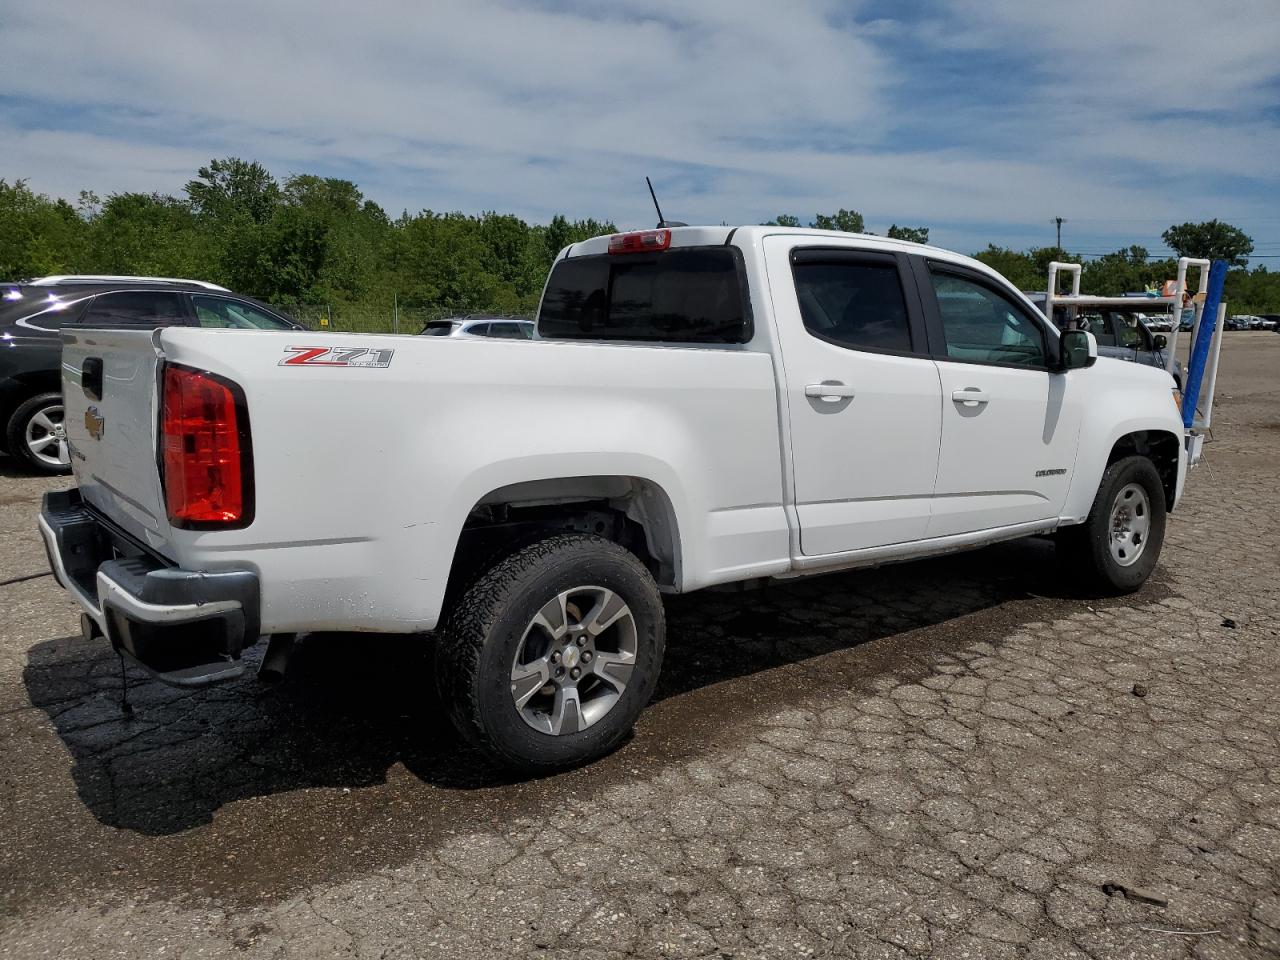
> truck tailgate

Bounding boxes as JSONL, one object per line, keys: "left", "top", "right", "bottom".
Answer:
{"left": 61, "top": 327, "right": 173, "bottom": 553}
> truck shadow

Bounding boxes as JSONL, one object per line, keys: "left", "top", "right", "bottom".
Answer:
{"left": 22, "top": 537, "right": 1158, "bottom": 836}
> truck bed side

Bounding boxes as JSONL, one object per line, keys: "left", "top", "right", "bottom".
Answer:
{"left": 61, "top": 328, "right": 790, "bottom": 634}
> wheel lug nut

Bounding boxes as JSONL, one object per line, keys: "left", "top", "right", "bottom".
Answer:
{"left": 551, "top": 652, "right": 561, "bottom": 664}
{"left": 576, "top": 636, "right": 587, "bottom": 647}
{"left": 570, "top": 667, "right": 581, "bottom": 680}
{"left": 581, "top": 651, "right": 593, "bottom": 663}
{"left": 555, "top": 666, "right": 565, "bottom": 678}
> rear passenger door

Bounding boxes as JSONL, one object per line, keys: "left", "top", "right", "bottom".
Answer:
{"left": 764, "top": 238, "right": 942, "bottom": 556}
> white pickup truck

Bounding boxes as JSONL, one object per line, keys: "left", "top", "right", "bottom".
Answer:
{"left": 40, "top": 226, "right": 1190, "bottom": 771}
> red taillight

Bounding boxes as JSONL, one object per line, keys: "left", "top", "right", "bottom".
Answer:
{"left": 161, "top": 364, "right": 251, "bottom": 528}
{"left": 608, "top": 229, "right": 671, "bottom": 254}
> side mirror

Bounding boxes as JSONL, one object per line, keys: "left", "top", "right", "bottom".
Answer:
{"left": 1059, "top": 329, "right": 1096, "bottom": 371}
{"left": 1153, "top": 334, "right": 1168, "bottom": 349}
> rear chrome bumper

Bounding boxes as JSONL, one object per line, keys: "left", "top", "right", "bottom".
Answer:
{"left": 39, "top": 489, "right": 260, "bottom": 686}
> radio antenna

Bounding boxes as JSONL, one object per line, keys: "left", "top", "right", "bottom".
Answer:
{"left": 646, "top": 176, "right": 666, "bottom": 228}
{"left": 644, "top": 176, "right": 687, "bottom": 229}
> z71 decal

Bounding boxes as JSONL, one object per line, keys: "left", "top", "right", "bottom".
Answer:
{"left": 279, "top": 346, "right": 395, "bottom": 368}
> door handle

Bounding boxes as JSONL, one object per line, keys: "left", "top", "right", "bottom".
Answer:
{"left": 805, "top": 382, "right": 855, "bottom": 402}
{"left": 951, "top": 388, "right": 989, "bottom": 406}
{"left": 82, "top": 357, "right": 104, "bottom": 401}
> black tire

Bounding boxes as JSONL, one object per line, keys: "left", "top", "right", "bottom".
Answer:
{"left": 435, "top": 533, "right": 665, "bottom": 772}
{"left": 5, "top": 392, "right": 71, "bottom": 475}
{"left": 1057, "top": 455, "right": 1167, "bottom": 595}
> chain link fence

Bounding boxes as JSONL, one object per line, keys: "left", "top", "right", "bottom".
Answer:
{"left": 278, "top": 302, "right": 471, "bottom": 335}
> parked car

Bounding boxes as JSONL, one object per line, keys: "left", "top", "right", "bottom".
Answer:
{"left": 1226, "top": 315, "right": 1253, "bottom": 331}
{"left": 1, "top": 276, "right": 302, "bottom": 474}
{"left": 1024, "top": 294, "right": 1182, "bottom": 386}
{"left": 419, "top": 315, "right": 535, "bottom": 339}
{"left": 43, "top": 226, "right": 1193, "bottom": 772}
{"left": 1259, "top": 314, "right": 1280, "bottom": 331}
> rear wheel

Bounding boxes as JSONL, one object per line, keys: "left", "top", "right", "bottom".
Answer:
{"left": 6, "top": 392, "right": 71, "bottom": 474}
{"left": 435, "top": 533, "right": 665, "bottom": 772}
{"left": 1058, "top": 455, "right": 1166, "bottom": 594}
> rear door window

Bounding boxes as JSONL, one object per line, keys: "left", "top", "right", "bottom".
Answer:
{"left": 538, "top": 247, "right": 751, "bottom": 343}
{"left": 791, "top": 256, "right": 913, "bottom": 353}
{"left": 80, "top": 291, "right": 186, "bottom": 327}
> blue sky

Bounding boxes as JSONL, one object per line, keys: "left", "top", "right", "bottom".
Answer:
{"left": 1, "top": 0, "right": 1278, "bottom": 259}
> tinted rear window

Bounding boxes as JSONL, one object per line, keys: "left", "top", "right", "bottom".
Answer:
{"left": 82, "top": 291, "right": 185, "bottom": 327}
{"left": 792, "top": 258, "right": 912, "bottom": 353}
{"left": 538, "top": 248, "right": 751, "bottom": 344}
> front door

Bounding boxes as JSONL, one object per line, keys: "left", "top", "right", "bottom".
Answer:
{"left": 764, "top": 237, "right": 942, "bottom": 556}
{"left": 917, "top": 262, "right": 1084, "bottom": 538}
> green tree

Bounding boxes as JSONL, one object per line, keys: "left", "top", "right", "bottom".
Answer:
{"left": 887, "top": 224, "right": 929, "bottom": 244}
{"left": 0, "top": 179, "right": 88, "bottom": 277}
{"left": 811, "top": 209, "right": 864, "bottom": 233}
{"left": 1224, "top": 265, "right": 1280, "bottom": 313}
{"left": 86, "top": 192, "right": 210, "bottom": 279}
{"left": 278, "top": 174, "right": 389, "bottom": 303}
{"left": 185, "top": 158, "right": 280, "bottom": 224}
{"left": 762, "top": 214, "right": 802, "bottom": 227}
{"left": 972, "top": 246, "right": 1040, "bottom": 291}
{"left": 1161, "top": 220, "right": 1253, "bottom": 267}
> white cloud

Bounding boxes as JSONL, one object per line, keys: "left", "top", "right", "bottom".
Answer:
{"left": 0, "top": 0, "right": 1276, "bottom": 255}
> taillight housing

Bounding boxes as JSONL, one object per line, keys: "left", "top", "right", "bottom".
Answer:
{"left": 160, "top": 363, "right": 253, "bottom": 528}
{"left": 608, "top": 229, "right": 671, "bottom": 254}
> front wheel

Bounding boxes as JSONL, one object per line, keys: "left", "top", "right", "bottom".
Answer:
{"left": 1057, "top": 455, "right": 1167, "bottom": 594}
{"left": 435, "top": 533, "right": 666, "bottom": 772}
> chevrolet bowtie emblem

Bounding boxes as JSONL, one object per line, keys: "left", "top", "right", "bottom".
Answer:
{"left": 84, "top": 406, "right": 105, "bottom": 441}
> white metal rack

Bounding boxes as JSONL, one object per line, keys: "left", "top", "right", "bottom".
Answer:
{"left": 1044, "top": 257, "right": 1221, "bottom": 464}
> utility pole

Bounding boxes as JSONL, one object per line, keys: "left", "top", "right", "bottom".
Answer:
{"left": 1052, "top": 217, "right": 1066, "bottom": 250}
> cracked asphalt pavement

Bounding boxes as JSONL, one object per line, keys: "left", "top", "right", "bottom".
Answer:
{"left": 2, "top": 335, "right": 1278, "bottom": 959}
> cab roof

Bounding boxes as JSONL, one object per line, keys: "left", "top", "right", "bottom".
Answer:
{"left": 561, "top": 225, "right": 1011, "bottom": 291}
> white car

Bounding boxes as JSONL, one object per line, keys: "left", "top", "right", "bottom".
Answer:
{"left": 419, "top": 315, "right": 534, "bottom": 339}
{"left": 41, "top": 226, "right": 1189, "bottom": 771}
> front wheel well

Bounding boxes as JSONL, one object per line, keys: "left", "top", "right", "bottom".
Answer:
{"left": 446, "top": 476, "right": 682, "bottom": 602}
{"left": 1107, "top": 431, "right": 1180, "bottom": 511}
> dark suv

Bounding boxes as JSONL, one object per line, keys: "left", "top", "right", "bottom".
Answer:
{"left": 1, "top": 276, "right": 302, "bottom": 474}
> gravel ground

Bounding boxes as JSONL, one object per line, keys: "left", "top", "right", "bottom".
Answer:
{"left": 1, "top": 334, "right": 1277, "bottom": 959}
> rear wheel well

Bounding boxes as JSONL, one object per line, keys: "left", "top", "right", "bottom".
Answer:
{"left": 1107, "top": 431, "right": 1179, "bottom": 511}
{"left": 446, "top": 476, "right": 681, "bottom": 603}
